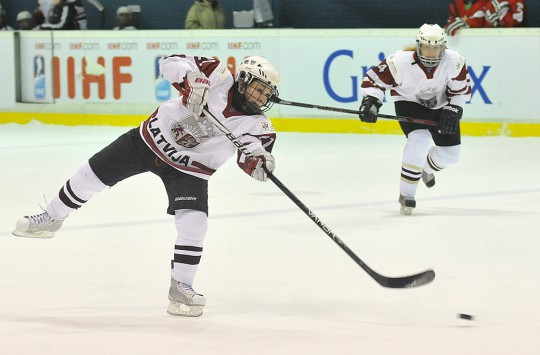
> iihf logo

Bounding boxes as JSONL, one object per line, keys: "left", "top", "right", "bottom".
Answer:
{"left": 33, "top": 55, "right": 46, "bottom": 99}
{"left": 154, "top": 56, "right": 171, "bottom": 102}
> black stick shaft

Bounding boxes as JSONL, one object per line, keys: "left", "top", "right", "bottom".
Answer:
{"left": 264, "top": 169, "right": 435, "bottom": 288}
{"left": 202, "top": 108, "right": 435, "bottom": 288}
{"left": 265, "top": 170, "right": 382, "bottom": 280}
{"left": 274, "top": 98, "right": 438, "bottom": 127}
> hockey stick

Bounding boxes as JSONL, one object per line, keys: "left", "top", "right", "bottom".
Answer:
{"left": 202, "top": 108, "right": 435, "bottom": 288}
{"left": 273, "top": 97, "right": 439, "bottom": 127}
{"left": 87, "top": 0, "right": 104, "bottom": 12}
{"left": 87, "top": 0, "right": 105, "bottom": 29}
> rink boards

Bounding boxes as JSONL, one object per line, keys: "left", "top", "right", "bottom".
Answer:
{"left": 0, "top": 28, "right": 539, "bottom": 136}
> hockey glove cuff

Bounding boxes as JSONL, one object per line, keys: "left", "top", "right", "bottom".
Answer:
{"left": 182, "top": 72, "right": 210, "bottom": 115}
{"left": 440, "top": 104, "right": 463, "bottom": 135}
{"left": 242, "top": 152, "right": 275, "bottom": 182}
{"left": 359, "top": 96, "right": 382, "bottom": 123}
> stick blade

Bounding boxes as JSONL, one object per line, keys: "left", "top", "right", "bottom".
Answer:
{"left": 374, "top": 269, "right": 435, "bottom": 289}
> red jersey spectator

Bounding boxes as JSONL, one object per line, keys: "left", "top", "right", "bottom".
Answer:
{"left": 445, "top": 0, "right": 489, "bottom": 36}
{"left": 485, "top": 0, "right": 526, "bottom": 27}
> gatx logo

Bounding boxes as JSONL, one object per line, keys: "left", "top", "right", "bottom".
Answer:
{"left": 323, "top": 49, "right": 491, "bottom": 104}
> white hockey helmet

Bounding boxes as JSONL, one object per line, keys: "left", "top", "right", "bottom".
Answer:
{"left": 235, "top": 56, "right": 281, "bottom": 114}
{"left": 416, "top": 24, "right": 447, "bottom": 67}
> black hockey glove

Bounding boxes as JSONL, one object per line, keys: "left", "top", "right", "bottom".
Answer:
{"left": 359, "top": 96, "right": 382, "bottom": 123}
{"left": 439, "top": 104, "right": 463, "bottom": 134}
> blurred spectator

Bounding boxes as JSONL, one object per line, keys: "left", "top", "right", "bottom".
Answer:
{"left": 0, "top": 4, "right": 13, "bottom": 30}
{"left": 485, "top": 0, "right": 526, "bottom": 27}
{"left": 70, "top": 0, "right": 87, "bottom": 29}
{"left": 17, "top": 11, "right": 35, "bottom": 30}
{"left": 39, "top": 0, "right": 79, "bottom": 30}
{"left": 113, "top": 6, "right": 137, "bottom": 30}
{"left": 185, "top": 0, "right": 225, "bottom": 29}
{"left": 445, "top": 0, "right": 488, "bottom": 36}
{"left": 34, "top": 0, "right": 85, "bottom": 29}
{"left": 253, "top": 0, "right": 274, "bottom": 28}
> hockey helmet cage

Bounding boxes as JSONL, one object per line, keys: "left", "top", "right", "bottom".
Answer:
{"left": 235, "top": 56, "right": 280, "bottom": 114}
{"left": 416, "top": 24, "right": 447, "bottom": 67}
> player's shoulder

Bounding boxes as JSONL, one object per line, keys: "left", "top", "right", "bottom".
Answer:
{"left": 443, "top": 49, "right": 466, "bottom": 71}
{"left": 208, "top": 61, "right": 234, "bottom": 84}
{"left": 257, "top": 114, "right": 276, "bottom": 134}
{"left": 385, "top": 50, "right": 414, "bottom": 80}
{"left": 387, "top": 50, "right": 415, "bottom": 68}
{"left": 237, "top": 113, "right": 276, "bottom": 134}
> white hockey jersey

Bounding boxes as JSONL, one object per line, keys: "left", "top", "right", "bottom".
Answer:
{"left": 139, "top": 55, "right": 276, "bottom": 180}
{"left": 361, "top": 49, "right": 471, "bottom": 109}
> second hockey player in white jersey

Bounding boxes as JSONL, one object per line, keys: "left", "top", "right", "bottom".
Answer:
{"left": 13, "top": 54, "right": 281, "bottom": 317}
{"left": 359, "top": 23, "right": 471, "bottom": 215}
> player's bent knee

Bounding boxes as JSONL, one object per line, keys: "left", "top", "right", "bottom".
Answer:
{"left": 435, "top": 145, "right": 461, "bottom": 166}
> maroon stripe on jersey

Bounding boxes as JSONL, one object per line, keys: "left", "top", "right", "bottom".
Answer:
{"left": 413, "top": 53, "right": 437, "bottom": 79}
{"left": 149, "top": 107, "right": 159, "bottom": 119}
{"left": 200, "top": 61, "right": 220, "bottom": 77}
{"left": 174, "top": 253, "right": 201, "bottom": 265}
{"left": 372, "top": 60, "right": 397, "bottom": 86}
{"left": 172, "top": 82, "right": 184, "bottom": 94}
{"left": 361, "top": 74, "right": 385, "bottom": 91}
{"left": 447, "top": 83, "right": 471, "bottom": 97}
{"left": 452, "top": 65, "right": 468, "bottom": 81}
{"left": 241, "top": 133, "right": 277, "bottom": 153}
{"left": 193, "top": 56, "right": 220, "bottom": 77}
{"left": 191, "top": 161, "right": 216, "bottom": 174}
{"left": 222, "top": 87, "right": 248, "bottom": 118}
{"left": 447, "top": 85, "right": 469, "bottom": 94}
{"left": 140, "top": 119, "right": 215, "bottom": 176}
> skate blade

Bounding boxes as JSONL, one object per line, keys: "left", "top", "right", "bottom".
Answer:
{"left": 400, "top": 206, "right": 413, "bottom": 216}
{"left": 12, "top": 230, "right": 55, "bottom": 239}
{"left": 167, "top": 300, "right": 203, "bottom": 317}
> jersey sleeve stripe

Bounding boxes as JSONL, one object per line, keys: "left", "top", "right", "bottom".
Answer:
{"left": 451, "top": 65, "right": 468, "bottom": 81}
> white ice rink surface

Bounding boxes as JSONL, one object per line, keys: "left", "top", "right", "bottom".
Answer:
{"left": 1, "top": 122, "right": 539, "bottom": 354}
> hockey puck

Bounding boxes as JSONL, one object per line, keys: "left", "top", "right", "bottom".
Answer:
{"left": 457, "top": 313, "right": 474, "bottom": 321}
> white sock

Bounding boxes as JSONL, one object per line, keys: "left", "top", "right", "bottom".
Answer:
{"left": 400, "top": 129, "right": 432, "bottom": 197}
{"left": 46, "top": 161, "right": 107, "bottom": 220}
{"left": 171, "top": 209, "right": 208, "bottom": 286}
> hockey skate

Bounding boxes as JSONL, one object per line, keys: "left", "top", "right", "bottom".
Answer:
{"left": 13, "top": 211, "right": 63, "bottom": 238}
{"left": 422, "top": 171, "right": 435, "bottom": 188}
{"left": 167, "top": 278, "right": 206, "bottom": 317}
{"left": 399, "top": 195, "right": 416, "bottom": 216}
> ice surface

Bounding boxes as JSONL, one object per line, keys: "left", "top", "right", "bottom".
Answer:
{"left": 1, "top": 122, "right": 539, "bottom": 354}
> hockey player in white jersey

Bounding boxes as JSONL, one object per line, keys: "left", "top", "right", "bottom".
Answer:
{"left": 13, "top": 54, "right": 281, "bottom": 317}
{"left": 359, "top": 23, "right": 471, "bottom": 215}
